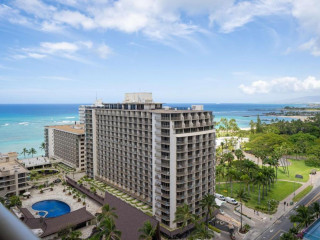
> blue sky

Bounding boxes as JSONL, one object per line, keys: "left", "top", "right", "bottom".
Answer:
{"left": 0, "top": 0, "right": 320, "bottom": 103}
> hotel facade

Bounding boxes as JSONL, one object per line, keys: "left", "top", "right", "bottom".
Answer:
{"left": 83, "top": 93, "right": 215, "bottom": 229}
{"left": 45, "top": 124, "right": 86, "bottom": 171}
{"left": 0, "top": 152, "right": 29, "bottom": 197}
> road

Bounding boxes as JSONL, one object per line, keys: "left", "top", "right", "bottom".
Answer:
{"left": 256, "top": 185, "right": 320, "bottom": 240}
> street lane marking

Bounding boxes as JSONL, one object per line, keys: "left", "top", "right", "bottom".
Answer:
{"left": 306, "top": 192, "right": 320, "bottom": 207}
{"left": 269, "top": 230, "right": 286, "bottom": 240}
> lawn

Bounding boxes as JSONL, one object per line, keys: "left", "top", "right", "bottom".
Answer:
{"left": 277, "top": 159, "right": 320, "bottom": 182}
{"left": 216, "top": 181, "right": 302, "bottom": 212}
{"left": 292, "top": 185, "right": 313, "bottom": 202}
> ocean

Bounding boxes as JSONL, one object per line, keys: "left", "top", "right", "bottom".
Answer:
{"left": 0, "top": 103, "right": 302, "bottom": 156}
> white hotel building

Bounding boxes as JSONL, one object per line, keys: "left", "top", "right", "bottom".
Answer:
{"left": 83, "top": 93, "right": 216, "bottom": 229}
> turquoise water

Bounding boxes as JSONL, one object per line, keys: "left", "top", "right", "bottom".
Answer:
{"left": 0, "top": 104, "right": 80, "bottom": 156}
{"left": 32, "top": 200, "right": 71, "bottom": 218}
{"left": 304, "top": 218, "right": 320, "bottom": 239}
{"left": 0, "top": 103, "right": 302, "bottom": 155}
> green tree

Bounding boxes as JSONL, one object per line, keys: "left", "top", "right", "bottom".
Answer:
{"left": 97, "top": 204, "right": 118, "bottom": 222}
{"left": 189, "top": 222, "right": 214, "bottom": 240}
{"left": 62, "top": 230, "right": 82, "bottom": 240}
{"left": 290, "top": 205, "right": 314, "bottom": 229}
{"left": 218, "top": 118, "right": 239, "bottom": 136}
{"left": 235, "top": 149, "right": 245, "bottom": 161}
{"left": 138, "top": 221, "right": 156, "bottom": 240}
{"left": 91, "top": 218, "right": 121, "bottom": 240}
{"left": 174, "top": 203, "right": 193, "bottom": 228}
{"left": 21, "top": 148, "right": 28, "bottom": 159}
{"left": 29, "top": 147, "right": 37, "bottom": 157}
{"left": 236, "top": 189, "right": 250, "bottom": 232}
{"left": 280, "top": 232, "right": 298, "bottom": 240}
{"left": 256, "top": 115, "right": 263, "bottom": 133}
{"left": 254, "top": 172, "right": 265, "bottom": 204}
{"left": 39, "top": 142, "right": 46, "bottom": 152}
{"left": 311, "top": 202, "right": 320, "bottom": 219}
{"left": 249, "top": 120, "right": 255, "bottom": 134}
{"left": 200, "top": 194, "right": 218, "bottom": 229}
{"left": 9, "top": 195, "right": 22, "bottom": 207}
{"left": 225, "top": 167, "right": 237, "bottom": 196}
{"left": 222, "top": 152, "right": 234, "bottom": 166}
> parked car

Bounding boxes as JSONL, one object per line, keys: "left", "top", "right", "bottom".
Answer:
{"left": 53, "top": 178, "right": 61, "bottom": 183}
{"left": 225, "top": 197, "right": 238, "bottom": 205}
{"left": 214, "top": 193, "right": 226, "bottom": 201}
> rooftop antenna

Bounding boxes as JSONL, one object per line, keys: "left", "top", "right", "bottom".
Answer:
{"left": 96, "top": 92, "right": 97, "bottom": 101}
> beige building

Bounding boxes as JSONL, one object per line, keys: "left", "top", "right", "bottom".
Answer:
{"left": 45, "top": 124, "right": 86, "bottom": 171}
{"left": 84, "top": 93, "right": 215, "bottom": 229}
{"left": 0, "top": 152, "right": 29, "bottom": 197}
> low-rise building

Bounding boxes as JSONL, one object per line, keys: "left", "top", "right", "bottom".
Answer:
{"left": 0, "top": 152, "right": 29, "bottom": 197}
{"left": 19, "top": 157, "right": 52, "bottom": 170}
{"left": 44, "top": 124, "right": 86, "bottom": 171}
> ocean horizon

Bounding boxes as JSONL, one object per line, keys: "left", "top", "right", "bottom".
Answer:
{"left": 0, "top": 103, "right": 304, "bottom": 156}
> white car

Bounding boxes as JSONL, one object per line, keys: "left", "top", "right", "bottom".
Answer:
{"left": 214, "top": 193, "right": 226, "bottom": 201}
{"left": 225, "top": 197, "right": 238, "bottom": 205}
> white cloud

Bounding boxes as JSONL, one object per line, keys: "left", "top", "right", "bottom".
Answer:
{"left": 299, "top": 38, "right": 320, "bottom": 56}
{"left": 40, "top": 76, "right": 74, "bottom": 81}
{"left": 53, "top": 10, "right": 95, "bottom": 30}
{"left": 96, "top": 44, "right": 112, "bottom": 59}
{"left": 240, "top": 76, "right": 320, "bottom": 94}
{"left": 27, "top": 53, "right": 46, "bottom": 59}
{"left": 2, "top": 0, "right": 320, "bottom": 56}
{"left": 13, "top": 41, "right": 110, "bottom": 61}
{"left": 39, "top": 42, "right": 80, "bottom": 54}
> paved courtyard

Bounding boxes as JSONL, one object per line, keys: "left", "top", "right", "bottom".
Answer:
{"left": 21, "top": 182, "right": 101, "bottom": 239}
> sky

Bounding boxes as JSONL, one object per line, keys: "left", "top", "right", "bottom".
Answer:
{"left": 0, "top": 0, "right": 320, "bottom": 104}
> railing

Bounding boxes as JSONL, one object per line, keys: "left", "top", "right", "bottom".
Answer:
{"left": 0, "top": 204, "right": 38, "bottom": 240}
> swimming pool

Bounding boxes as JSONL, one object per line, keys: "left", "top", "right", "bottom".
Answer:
{"left": 32, "top": 200, "right": 71, "bottom": 218}
{"left": 304, "top": 218, "right": 320, "bottom": 240}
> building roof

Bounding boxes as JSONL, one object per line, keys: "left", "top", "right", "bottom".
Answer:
{"left": 21, "top": 207, "right": 94, "bottom": 237}
{"left": 0, "top": 160, "right": 28, "bottom": 177}
{"left": 46, "top": 124, "right": 85, "bottom": 135}
{"left": 103, "top": 191, "right": 158, "bottom": 240}
{"left": 20, "top": 157, "right": 51, "bottom": 168}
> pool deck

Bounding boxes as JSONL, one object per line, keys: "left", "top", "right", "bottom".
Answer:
{"left": 22, "top": 183, "right": 100, "bottom": 218}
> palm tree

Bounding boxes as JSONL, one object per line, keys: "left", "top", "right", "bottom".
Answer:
{"left": 225, "top": 167, "right": 237, "bottom": 196}
{"left": 64, "top": 230, "right": 82, "bottom": 240}
{"left": 21, "top": 148, "right": 28, "bottom": 158}
{"left": 236, "top": 189, "right": 250, "bottom": 232}
{"left": 254, "top": 172, "right": 265, "bottom": 204}
{"left": 39, "top": 142, "right": 46, "bottom": 152}
{"left": 200, "top": 194, "right": 218, "bottom": 229}
{"left": 174, "top": 203, "right": 193, "bottom": 228}
{"left": 280, "top": 232, "right": 298, "bottom": 240}
{"left": 222, "top": 152, "right": 234, "bottom": 167}
{"left": 311, "top": 202, "right": 320, "bottom": 218}
{"left": 215, "top": 165, "right": 224, "bottom": 191}
{"left": 138, "top": 220, "right": 156, "bottom": 240}
{"left": 290, "top": 205, "right": 314, "bottom": 229}
{"left": 91, "top": 218, "right": 121, "bottom": 240}
{"left": 29, "top": 147, "right": 37, "bottom": 157}
{"left": 235, "top": 149, "right": 245, "bottom": 161}
{"left": 189, "top": 222, "right": 214, "bottom": 240}
{"left": 97, "top": 204, "right": 118, "bottom": 222}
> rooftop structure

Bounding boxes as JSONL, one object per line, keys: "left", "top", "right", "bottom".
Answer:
{"left": 0, "top": 152, "right": 29, "bottom": 197}
{"left": 45, "top": 124, "right": 85, "bottom": 171}
{"left": 20, "top": 207, "right": 94, "bottom": 238}
{"left": 84, "top": 93, "right": 215, "bottom": 230}
{"left": 19, "top": 157, "right": 51, "bottom": 170}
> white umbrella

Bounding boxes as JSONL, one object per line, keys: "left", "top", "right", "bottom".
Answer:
{"left": 23, "top": 192, "right": 31, "bottom": 196}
